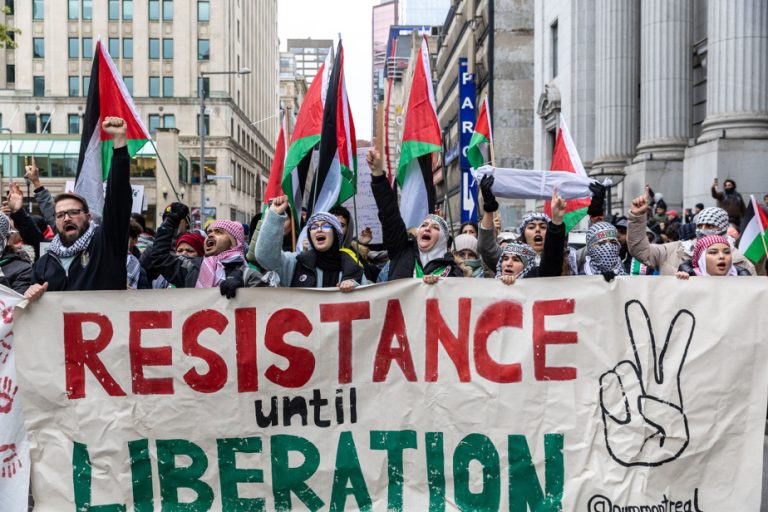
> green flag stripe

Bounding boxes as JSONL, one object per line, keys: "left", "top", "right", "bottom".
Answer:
{"left": 100, "top": 138, "right": 148, "bottom": 179}
{"left": 743, "top": 232, "right": 768, "bottom": 263}
{"left": 397, "top": 140, "right": 442, "bottom": 187}
{"left": 563, "top": 207, "right": 588, "bottom": 234}
{"left": 467, "top": 132, "right": 490, "bottom": 169}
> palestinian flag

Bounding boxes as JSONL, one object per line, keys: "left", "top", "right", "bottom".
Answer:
{"left": 263, "top": 111, "right": 288, "bottom": 212}
{"left": 397, "top": 35, "right": 441, "bottom": 229}
{"left": 75, "top": 39, "right": 150, "bottom": 215}
{"left": 544, "top": 116, "right": 591, "bottom": 233}
{"left": 282, "top": 48, "right": 333, "bottom": 226}
{"left": 738, "top": 195, "right": 768, "bottom": 263}
{"left": 306, "top": 39, "right": 357, "bottom": 216}
{"left": 467, "top": 95, "right": 493, "bottom": 169}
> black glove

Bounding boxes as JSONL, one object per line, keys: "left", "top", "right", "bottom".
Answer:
{"left": 479, "top": 175, "right": 498, "bottom": 213}
{"left": 601, "top": 270, "right": 616, "bottom": 282}
{"left": 163, "top": 202, "right": 189, "bottom": 226}
{"left": 219, "top": 274, "right": 244, "bottom": 299}
{"left": 587, "top": 182, "right": 606, "bottom": 217}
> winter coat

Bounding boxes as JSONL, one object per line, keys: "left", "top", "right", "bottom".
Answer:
{"left": 13, "top": 147, "right": 133, "bottom": 291}
{"left": 255, "top": 210, "right": 365, "bottom": 288}
{"left": 370, "top": 174, "right": 463, "bottom": 280}
{"left": 711, "top": 187, "right": 746, "bottom": 224}
{"left": 627, "top": 210, "right": 755, "bottom": 276}
{"left": 0, "top": 249, "right": 33, "bottom": 295}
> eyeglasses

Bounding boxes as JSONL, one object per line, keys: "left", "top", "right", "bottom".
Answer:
{"left": 309, "top": 223, "right": 333, "bottom": 232}
{"left": 55, "top": 208, "right": 84, "bottom": 220}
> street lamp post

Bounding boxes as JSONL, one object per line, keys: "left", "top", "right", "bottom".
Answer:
{"left": 0, "top": 127, "right": 11, "bottom": 197}
{"left": 198, "top": 67, "right": 251, "bottom": 228}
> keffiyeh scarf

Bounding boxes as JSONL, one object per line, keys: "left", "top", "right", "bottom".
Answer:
{"left": 47, "top": 223, "right": 97, "bottom": 258}
{"left": 495, "top": 242, "right": 537, "bottom": 279}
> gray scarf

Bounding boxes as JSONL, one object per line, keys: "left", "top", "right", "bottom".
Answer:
{"left": 47, "top": 223, "right": 97, "bottom": 258}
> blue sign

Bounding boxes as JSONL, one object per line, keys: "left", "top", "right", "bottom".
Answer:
{"left": 459, "top": 58, "right": 477, "bottom": 223}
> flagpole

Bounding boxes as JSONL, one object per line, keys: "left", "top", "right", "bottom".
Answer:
{"left": 441, "top": 130, "right": 457, "bottom": 249}
{"left": 148, "top": 139, "right": 182, "bottom": 203}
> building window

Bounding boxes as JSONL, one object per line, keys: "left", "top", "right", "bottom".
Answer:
{"left": 82, "top": 38, "right": 93, "bottom": 59}
{"left": 32, "top": 38, "right": 44, "bottom": 58}
{"left": 40, "top": 114, "right": 51, "bottom": 133}
{"left": 68, "top": 38, "right": 79, "bottom": 58}
{"left": 122, "top": 38, "right": 133, "bottom": 59}
{"left": 4, "top": 0, "right": 13, "bottom": 16}
{"left": 108, "top": 0, "right": 119, "bottom": 20}
{"left": 25, "top": 114, "right": 36, "bottom": 134}
{"left": 83, "top": 76, "right": 90, "bottom": 96}
{"left": 123, "top": 76, "right": 133, "bottom": 95}
{"left": 551, "top": 19, "right": 558, "bottom": 79}
{"left": 162, "top": 39, "right": 173, "bottom": 59}
{"left": 163, "top": 114, "right": 175, "bottom": 129}
{"left": 197, "top": 39, "right": 210, "bottom": 60}
{"left": 197, "top": 114, "right": 209, "bottom": 136}
{"left": 68, "top": 114, "right": 81, "bottom": 134}
{"left": 162, "top": 0, "right": 173, "bottom": 21}
{"left": 32, "top": 0, "right": 43, "bottom": 19}
{"left": 122, "top": 0, "right": 133, "bottom": 20}
{"left": 108, "top": 38, "right": 120, "bottom": 58}
{"left": 68, "top": 76, "right": 79, "bottom": 96}
{"left": 6, "top": 64, "right": 14, "bottom": 84}
{"left": 162, "top": 77, "right": 173, "bottom": 97}
{"left": 33, "top": 76, "right": 44, "bottom": 97}
{"left": 197, "top": 0, "right": 209, "bottom": 22}
{"left": 148, "top": 0, "right": 159, "bottom": 20}
{"left": 148, "top": 114, "right": 161, "bottom": 134}
{"left": 178, "top": 155, "right": 189, "bottom": 183}
{"left": 68, "top": 0, "right": 78, "bottom": 19}
{"left": 149, "top": 76, "right": 160, "bottom": 97}
{"left": 198, "top": 77, "right": 209, "bottom": 98}
{"left": 148, "top": 38, "right": 159, "bottom": 59}
{"left": 82, "top": 0, "right": 92, "bottom": 20}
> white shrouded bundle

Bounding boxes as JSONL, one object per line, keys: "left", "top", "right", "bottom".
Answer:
{"left": 472, "top": 165, "right": 595, "bottom": 200}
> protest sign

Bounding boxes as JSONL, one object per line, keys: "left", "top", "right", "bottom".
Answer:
{"left": 0, "top": 287, "right": 29, "bottom": 512}
{"left": 13, "top": 277, "right": 768, "bottom": 511}
{"left": 342, "top": 148, "right": 383, "bottom": 244}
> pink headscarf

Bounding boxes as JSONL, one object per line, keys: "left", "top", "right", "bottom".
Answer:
{"left": 691, "top": 235, "right": 736, "bottom": 276}
{"left": 195, "top": 220, "right": 245, "bottom": 288}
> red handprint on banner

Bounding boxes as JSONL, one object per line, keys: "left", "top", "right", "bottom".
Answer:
{"left": 0, "top": 376, "right": 18, "bottom": 414}
{"left": 0, "top": 444, "right": 21, "bottom": 478}
{"left": 0, "top": 301, "right": 13, "bottom": 324}
{"left": 0, "top": 331, "right": 10, "bottom": 364}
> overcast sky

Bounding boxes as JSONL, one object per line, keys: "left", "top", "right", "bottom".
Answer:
{"left": 278, "top": 0, "right": 377, "bottom": 140}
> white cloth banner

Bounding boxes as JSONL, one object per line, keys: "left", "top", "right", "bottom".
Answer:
{"left": 472, "top": 165, "right": 595, "bottom": 200}
{"left": 0, "top": 287, "right": 30, "bottom": 512}
{"left": 13, "top": 278, "right": 768, "bottom": 511}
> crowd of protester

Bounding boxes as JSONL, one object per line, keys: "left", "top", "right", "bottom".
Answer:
{"left": 0, "top": 118, "right": 765, "bottom": 304}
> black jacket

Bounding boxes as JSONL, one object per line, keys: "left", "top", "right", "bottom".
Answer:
{"left": 13, "top": 147, "right": 132, "bottom": 291}
{"left": 523, "top": 221, "right": 565, "bottom": 278}
{"left": 0, "top": 248, "right": 33, "bottom": 294}
{"left": 678, "top": 260, "right": 751, "bottom": 277}
{"left": 147, "top": 219, "right": 244, "bottom": 288}
{"left": 289, "top": 249, "right": 364, "bottom": 288}
{"left": 370, "top": 173, "right": 463, "bottom": 280}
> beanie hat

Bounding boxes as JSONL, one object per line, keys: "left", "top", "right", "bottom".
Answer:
{"left": 306, "top": 212, "right": 344, "bottom": 245}
{"left": 175, "top": 232, "right": 205, "bottom": 257}
{"left": 208, "top": 220, "right": 245, "bottom": 250}
{"left": 453, "top": 234, "right": 478, "bottom": 256}
{"left": 655, "top": 198, "right": 667, "bottom": 211}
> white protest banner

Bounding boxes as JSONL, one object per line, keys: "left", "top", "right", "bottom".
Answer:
{"left": 342, "top": 148, "right": 383, "bottom": 244}
{"left": 13, "top": 277, "right": 768, "bottom": 511}
{"left": 0, "top": 287, "right": 30, "bottom": 512}
{"left": 65, "top": 180, "right": 145, "bottom": 214}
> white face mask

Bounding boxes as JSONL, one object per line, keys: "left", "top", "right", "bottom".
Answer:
{"left": 696, "top": 228, "right": 721, "bottom": 239}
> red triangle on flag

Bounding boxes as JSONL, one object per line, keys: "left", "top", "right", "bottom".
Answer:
{"left": 96, "top": 41, "right": 150, "bottom": 141}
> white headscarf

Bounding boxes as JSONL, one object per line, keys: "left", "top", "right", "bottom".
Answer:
{"left": 418, "top": 214, "right": 449, "bottom": 267}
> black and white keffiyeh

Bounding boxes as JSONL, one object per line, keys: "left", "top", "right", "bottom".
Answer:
{"left": 0, "top": 213, "right": 9, "bottom": 255}
{"left": 693, "top": 207, "right": 729, "bottom": 239}
{"left": 495, "top": 242, "right": 537, "bottom": 279}
{"left": 47, "top": 223, "right": 96, "bottom": 258}
{"left": 517, "top": 212, "right": 551, "bottom": 235}
{"left": 584, "top": 222, "right": 626, "bottom": 276}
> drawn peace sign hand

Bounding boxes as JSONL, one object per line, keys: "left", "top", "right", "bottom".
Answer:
{"left": 599, "top": 300, "right": 695, "bottom": 467}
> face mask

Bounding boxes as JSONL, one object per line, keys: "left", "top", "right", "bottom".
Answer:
{"left": 696, "top": 228, "right": 720, "bottom": 239}
{"left": 463, "top": 258, "right": 482, "bottom": 270}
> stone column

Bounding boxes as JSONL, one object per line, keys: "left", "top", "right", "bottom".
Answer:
{"left": 635, "top": 0, "right": 691, "bottom": 160}
{"left": 593, "top": 0, "right": 639, "bottom": 173}
{"left": 699, "top": 0, "right": 768, "bottom": 141}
